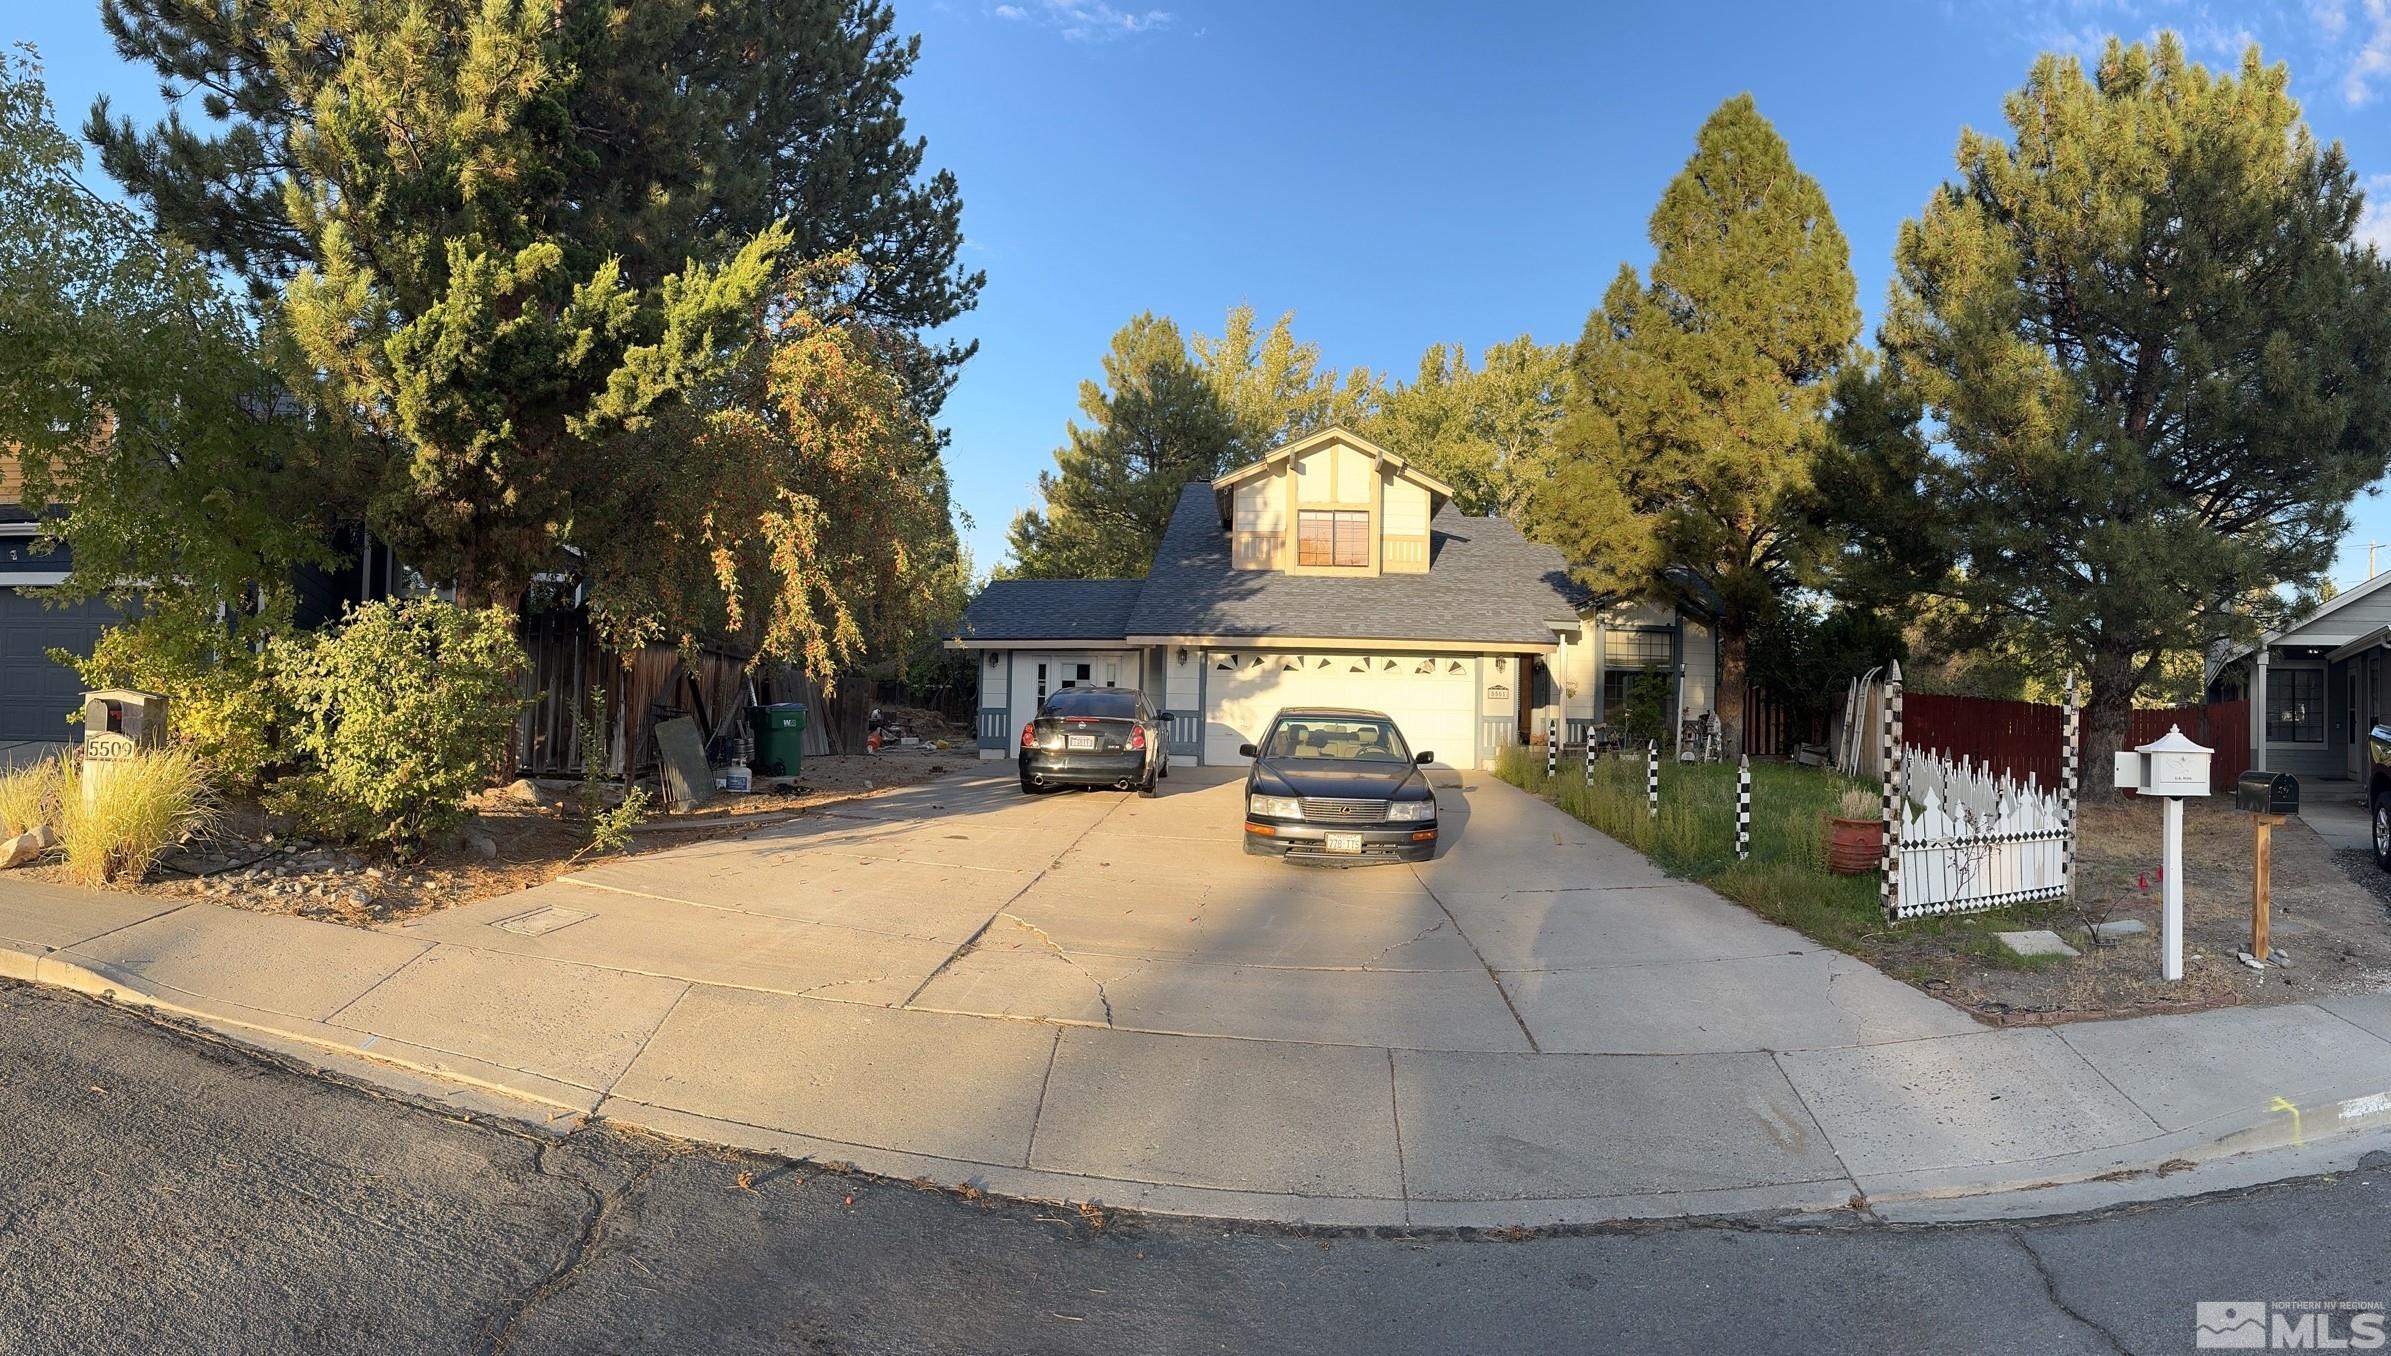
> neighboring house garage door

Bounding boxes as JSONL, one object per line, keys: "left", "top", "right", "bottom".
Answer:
{"left": 1203, "top": 650, "right": 1478, "bottom": 768}
{"left": 0, "top": 590, "right": 116, "bottom": 741}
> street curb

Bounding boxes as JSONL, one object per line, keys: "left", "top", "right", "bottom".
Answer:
{"left": 9, "top": 933, "right": 2391, "bottom": 1229}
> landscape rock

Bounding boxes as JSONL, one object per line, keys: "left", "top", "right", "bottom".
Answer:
{"left": 461, "top": 830, "right": 499, "bottom": 861}
{"left": 28, "top": 825, "right": 55, "bottom": 851}
{"left": 0, "top": 831, "right": 42, "bottom": 870}
{"left": 2092, "top": 919, "right": 2148, "bottom": 940}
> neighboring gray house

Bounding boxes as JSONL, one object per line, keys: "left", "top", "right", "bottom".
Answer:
{"left": 2209, "top": 571, "right": 2391, "bottom": 781}
{"left": 0, "top": 455, "right": 120, "bottom": 744}
{"left": 950, "top": 428, "right": 1718, "bottom": 769}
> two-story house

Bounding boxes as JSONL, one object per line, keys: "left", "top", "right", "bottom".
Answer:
{"left": 952, "top": 428, "right": 1719, "bottom": 769}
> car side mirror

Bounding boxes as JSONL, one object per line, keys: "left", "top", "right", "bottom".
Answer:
{"left": 1238, "top": 742, "right": 1258, "bottom": 758}
{"left": 1155, "top": 710, "right": 1171, "bottom": 722}
{"left": 1415, "top": 752, "right": 1434, "bottom": 765}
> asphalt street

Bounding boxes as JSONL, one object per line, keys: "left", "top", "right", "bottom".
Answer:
{"left": 3, "top": 978, "right": 2389, "bottom": 1355}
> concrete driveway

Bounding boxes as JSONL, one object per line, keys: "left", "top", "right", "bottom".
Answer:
{"left": 380, "top": 762, "right": 2026, "bottom": 1222}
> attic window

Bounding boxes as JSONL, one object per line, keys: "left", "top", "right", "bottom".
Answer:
{"left": 1296, "top": 511, "right": 1368, "bottom": 567}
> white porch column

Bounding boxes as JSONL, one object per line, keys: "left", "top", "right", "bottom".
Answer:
{"left": 2252, "top": 647, "right": 2268, "bottom": 773}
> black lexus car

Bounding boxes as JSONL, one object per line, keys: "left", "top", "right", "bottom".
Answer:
{"left": 1240, "top": 707, "right": 1439, "bottom": 864}
{"left": 1018, "top": 687, "right": 1169, "bottom": 796}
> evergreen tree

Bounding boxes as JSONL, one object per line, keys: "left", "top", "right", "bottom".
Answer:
{"left": 1364, "top": 337, "right": 1569, "bottom": 518}
{"left": 89, "top": 0, "right": 980, "bottom": 408}
{"left": 1528, "top": 95, "right": 1859, "bottom": 754}
{"left": 1873, "top": 36, "right": 2391, "bottom": 793}
{"left": 1005, "top": 314, "right": 1241, "bottom": 580}
{"left": 1193, "top": 303, "right": 1378, "bottom": 453}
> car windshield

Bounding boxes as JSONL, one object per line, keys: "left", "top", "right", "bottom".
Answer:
{"left": 1044, "top": 689, "right": 1140, "bottom": 719}
{"left": 1261, "top": 716, "right": 1411, "bottom": 762}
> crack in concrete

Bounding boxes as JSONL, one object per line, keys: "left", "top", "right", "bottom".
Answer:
{"left": 1358, "top": 918, "right": 1451, "bottom": 972}
{"left": 2008, "top": 1229, "right": 2133, "bottom": 1356}
{"left": 998, "top": 913, "right": 1117, "bottom": 1027}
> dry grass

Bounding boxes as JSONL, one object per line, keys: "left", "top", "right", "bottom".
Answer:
{"left": 0, "top": 756, "right": 62, "bottom": 836}
{"left": 59, "top": 749, "right": 221, "bottom": 887}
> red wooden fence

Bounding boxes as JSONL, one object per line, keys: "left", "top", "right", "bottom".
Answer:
{"left": 1899, "top": 694, "right": 2249, "bottom": 794}
{"left": 2129, "top": 700, "right": 2249, "bottom": 792}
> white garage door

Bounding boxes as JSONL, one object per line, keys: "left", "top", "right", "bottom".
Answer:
{"left": 1203, "top": 650, "right": 1478, "bottom": 768}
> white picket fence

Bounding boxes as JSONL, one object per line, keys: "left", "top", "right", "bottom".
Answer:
{"left": 1892, "top": 746, "right": 2071, "bottom": 919}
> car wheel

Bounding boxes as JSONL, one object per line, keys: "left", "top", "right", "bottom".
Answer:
{"left": 1138, "top": 772, "right": 1158, "bottom": 798}
{"left": 1158, "top": 752, "right": 1169, "bottom": 779}
{"left": 2374, "top": 789, "right": 2391, "bottom": 870}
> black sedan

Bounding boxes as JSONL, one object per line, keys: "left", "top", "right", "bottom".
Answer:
{"left": 1240, "top": 707, "right": 1439, "bottom": 864}
{"left": 1019, "top": 688, "right": 1169, "bottom": 796}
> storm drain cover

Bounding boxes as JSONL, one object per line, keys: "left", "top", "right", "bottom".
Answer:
{"left": 492, "top": 905, "right": 596, "bottom": 937}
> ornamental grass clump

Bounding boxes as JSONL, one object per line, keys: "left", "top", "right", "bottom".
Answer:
{"left": 0, "top": 755, "right": 62, "bottom": 836}
{"left": 59, "top": 748, "right": 219, "bottom": 886}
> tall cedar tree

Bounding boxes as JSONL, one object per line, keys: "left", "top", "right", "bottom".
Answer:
{"left": 1876, "top": 36, "right": 2391, "bottom": 794}
{"left": 1006, "top": 314, "right": 1243, "bottom": 580}
{"left": 1530, "top": 95, "right": 1858, "bottom": 754}
{"left": 86, "top": 0, "right": 979, "bottom": 616}
{"left": 1363, "top": 337, "right": 1570, "bottom": 518}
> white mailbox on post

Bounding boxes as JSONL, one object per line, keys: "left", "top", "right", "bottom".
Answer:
{"left": 2112, "top": 724, "right": 2212, "bottom": 982}
{"left": 2113, "top": 725, "right": 2213, "bottom": 798}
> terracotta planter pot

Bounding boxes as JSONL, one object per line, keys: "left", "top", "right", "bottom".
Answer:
{"left": 1823, "top": 815, "right": 1883, "bottom": 875}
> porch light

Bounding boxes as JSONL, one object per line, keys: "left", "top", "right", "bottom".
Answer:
{"left": 987, "top": 651, "right": 1000, "bottom": 667}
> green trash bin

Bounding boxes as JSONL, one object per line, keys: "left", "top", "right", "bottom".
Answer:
{"left": 749, "top": 702, "right": 808, "bottom": 777}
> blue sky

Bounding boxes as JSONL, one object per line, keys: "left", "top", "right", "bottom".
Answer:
{"left": 19, "top": 0, "right": 2391, "bottom": 582}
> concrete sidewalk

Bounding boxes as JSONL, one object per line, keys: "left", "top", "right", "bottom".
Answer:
{"left": 10, "top": 770, "right": 2391, "bottom": 1228}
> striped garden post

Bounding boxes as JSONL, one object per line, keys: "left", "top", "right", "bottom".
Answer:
{"left": 2061, "top": 672, "right": 2080, "bottom": 901}
{"left": 1647, "top": 740, "right": 1659, "bottom": 818}
{"left": 1547, "top": 719, "right": 1558, "bottom": 778}
{"left": 1736, "top": 754, "right": 1751, "bottom": 861}
{"left": 1879, "top": 659, "right": 1905, "bottom": 919}
{"left": 1585, "top": 726, "right": 1596, "bottom": 785}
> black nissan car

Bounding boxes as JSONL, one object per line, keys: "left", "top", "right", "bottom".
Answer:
{"left": 1240, "top": 707, "right": 1439, "bottom": 863}
{"left": 1018, "top": 688, "right": 1169, "bottom": 796}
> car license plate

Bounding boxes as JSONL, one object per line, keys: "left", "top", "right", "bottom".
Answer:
{"left": 1066, "top": 733, "right": 1096, "bottom": 750}
{"left": 1325, "top": 831, "right": 1363, "bottom": 854}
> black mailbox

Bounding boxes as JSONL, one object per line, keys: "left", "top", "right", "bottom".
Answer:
{"left": 2236, "top": 770, "right": 2298, "bottom": 815}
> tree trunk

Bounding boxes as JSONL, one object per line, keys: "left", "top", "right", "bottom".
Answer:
{"left": 2080, "top": 642, "right": 2140, "bottom": 802}
{"left": 1716, "top": 620, "right": 1749, "bottom": 758}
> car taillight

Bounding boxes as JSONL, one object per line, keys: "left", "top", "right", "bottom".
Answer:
{"left": 1020, "top": 722, "right": 1036, "bottom": 749}
{"left": 1128, "top": 725, "right": 1146, "bottom": 750}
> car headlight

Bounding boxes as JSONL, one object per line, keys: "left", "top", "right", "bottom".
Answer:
{"left": 1385, "top": 799, "right": 1435, "bottom": 822}
{"left": 1248, "top": 794, "right": 1302, "bottom": 819}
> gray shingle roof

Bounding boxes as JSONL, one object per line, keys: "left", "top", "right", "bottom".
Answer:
{"left": 959, "top": 485, "right": 1592, "bottom": 647}
{"left": 1121, "top": 483, "right": 1585, "bottom": 645}
{"left": 955, "top": 577, "right": 1147, "bottom": 641}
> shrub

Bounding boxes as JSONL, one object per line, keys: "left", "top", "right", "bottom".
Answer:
{"left": 59, "top": 749, "right": 219, "bottom": 885}
{"left": 0, "top": 756, "right": 62, "bottom": 836}
{"left": 67, "top": 605, "right": 291, "bottom": 792}
{"left": 267, "top": 599, "right": 526, "bottom": 849}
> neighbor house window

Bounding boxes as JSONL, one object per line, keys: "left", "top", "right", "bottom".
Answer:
{"left": 1599, "top": 628, "right": 1675, "bottom": 725}
{"left": 2267, "top": 667, "right": 2323, "bottom": 743}
{"left": 1296, "top": 511, "right": 1369, "bottom": 567}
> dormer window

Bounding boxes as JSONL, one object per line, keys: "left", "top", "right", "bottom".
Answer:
{"left": 1296, "top": 510, "right": 1368, "bottom": 567}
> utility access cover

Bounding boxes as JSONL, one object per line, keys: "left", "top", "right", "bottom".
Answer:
{"left": 491, "top": 905, "right": 596, "bottom": 937}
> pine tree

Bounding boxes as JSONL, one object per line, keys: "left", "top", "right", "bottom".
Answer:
{"left": 1529, "top": 95, "right": 1859, "bottom": 754}
{"left": 1006, "top": 314, "right": 1242, "bottom": 580}
{"left": 1193, "top": 303, "right": 1379, "bottom": 454}
{"left": 1874, "top": 36, "right": 2391, "bottom": 793}
{"left": 1364, "top": 337, "right": 1569, "bottom": 518}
